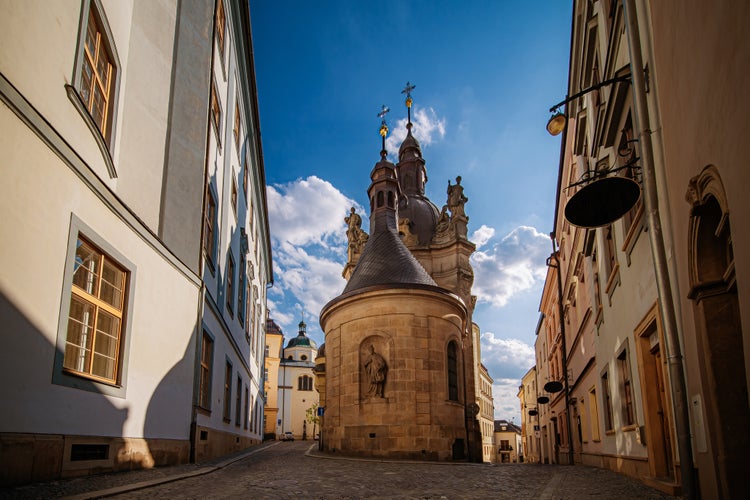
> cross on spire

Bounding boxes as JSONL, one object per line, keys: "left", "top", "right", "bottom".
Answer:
{"left": 377, "top": 105, "right": 390, "bottom": 156}
{"left": 402, "top": 81, "right": 416, "bottom": 125}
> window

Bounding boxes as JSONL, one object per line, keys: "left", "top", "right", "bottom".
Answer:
{"left": 243, "top": 156, "right": 249, "bottom": 198}
{"left": 231, "top": 176, "right": 238, "bottom": 216}
{"left": 203, "top": 188, "right": 217, "bottom": 269}
{"left": 602, "top": 370, "right": 614, "bottom": 431}
{"left": 235, "top": 375, "right": 242, "bottom": 426}
{"left": 210, "top": 78, "right": 222, "bottom": 143}
{"left": 238, "top": 259, "right": 246, "bottom": 326}
{"left": 234, "top": 102, "right": 241, "bottom": 152}
{"left": 500, "top": 439, "right": 510, "bottom": 451}
{"left": 244, "top": 387, "right": 250, "bottom": 430}
{"left": 447, "top": 341, "right": 459, "bottom": 401}
{"left": 215, "top": 0, "right": 226, "bottom": 58}
{"left": 199, "top": 331, "right": 213, "bottom": 409}
{"left": 223, "top": 361, "right": 232, "bottom": 421}
{"left": 63, "top": 236, "right": 127, "bottom": 384}
{"left": 226, "top": 254, "right": 234, "bottom": 316}
{"left": 589, "top": 387, "right": 601, "bottom": 441}
{"left": 618, "top": 349, "right": 635, "bottom": 426}
{"left": 298, "top": 375, "right": 313, "bottom": 391}
{"left": 78, "top": 5, "right": 116, "bottom": 141}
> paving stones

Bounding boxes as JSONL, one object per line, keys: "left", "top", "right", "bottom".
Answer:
{"left": 1, "top": 441, "right": 678, "bottom": 499}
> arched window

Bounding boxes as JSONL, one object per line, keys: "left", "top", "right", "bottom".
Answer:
{"left": 377, "top": 191, "right": 384, "bottom": 207}
{"left": 447, "top": 341, "right": 459, "bottom": 401}
{"left": 387, "top": 190, "right": 394, "bottom": 208}
{"left": 298, "top": 375, "right": 312, "bottom": 391}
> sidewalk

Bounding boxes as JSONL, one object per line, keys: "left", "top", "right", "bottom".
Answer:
{"left": 1, "top": 441, "right": 281, "bottom": 500}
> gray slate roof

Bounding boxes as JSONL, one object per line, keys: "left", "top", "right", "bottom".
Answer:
{"left": 343, "top": 226, "right": 437, "bottom": 294}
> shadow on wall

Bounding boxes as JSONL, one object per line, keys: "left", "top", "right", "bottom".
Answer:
{"left": 0, "top": 291, "right": 128, "bottom": 486}
{"left": 142, "top": 331, "right": 196, "bottom": 467}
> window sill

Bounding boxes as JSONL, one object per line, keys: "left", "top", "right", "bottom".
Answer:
{"left": 605, "top": 263, "right": 620, "bottom": 305}
{"left": 65, "top": 85, "right": 117, "bottom": 179}
{"left": 605, "top": 429, "right": 616, "bottom": 436}
{"left": 621, "top": 424, "right": 638, "bottom": 432}
{"left": 196, "top": 406, "right": 211, "bottom": 416}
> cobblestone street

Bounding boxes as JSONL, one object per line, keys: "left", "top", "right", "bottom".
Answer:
{"left": 4, "top": 441, "right": 678, "bottom": 499}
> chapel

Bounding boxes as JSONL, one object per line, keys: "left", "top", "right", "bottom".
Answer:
{"left": 318, "top": 86, "right": 483, "bottom": 461}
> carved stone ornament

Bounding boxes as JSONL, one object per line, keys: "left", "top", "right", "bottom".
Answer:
{"left": 363, "top": 344, "right": 388, "bottom": 398}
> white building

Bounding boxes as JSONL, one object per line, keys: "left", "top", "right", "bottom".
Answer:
{"left": 0, "top": 0, "right": 271, "bottom": 485}
{"left": 277, "top": 321, "right": 319, "bottom": 440}
{"left": 193, "top": 0, "right": 272, "bottom": 462}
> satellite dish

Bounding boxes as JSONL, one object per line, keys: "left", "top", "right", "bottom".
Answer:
{"left": 564, "top": 176, "right": 641, "bottom": 228}
{"left": 544, "top": 381, "right": 564, "bottom": 393}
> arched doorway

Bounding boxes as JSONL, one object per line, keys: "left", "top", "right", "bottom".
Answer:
{"left": 686, "top": 165, "right": 748, "bottom": 498}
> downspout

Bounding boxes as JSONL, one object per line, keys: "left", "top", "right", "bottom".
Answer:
{"left": 622, "top": 1, "right": 695, "bottom": 498}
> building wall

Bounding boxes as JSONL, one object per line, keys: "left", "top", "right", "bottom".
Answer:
{"left": 194, "top": 0, "right": 270, "bottom": 462}
{"left": 643, "top": 1, "right": 750, "bottom": 498}
{"left": 478, "top": 363, "right": 494, "bottom": 463}
{"left": 321, "top": 288, "right": 468, "bottom": 460}
{"left": 263, "top": 327, "right": 283, "bottom": 437}
{"left": 0, "top": 0, "right": 201, "bottom": 485}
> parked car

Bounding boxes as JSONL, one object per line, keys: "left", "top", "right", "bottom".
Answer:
{"left": 280, "top": 431, "right": 294, "bottom": 441}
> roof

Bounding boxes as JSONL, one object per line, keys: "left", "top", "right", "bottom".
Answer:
{"left": 342, "top": 225, "right": 437, "bottom": 294}
{"left": 494, "top": 419, "right": 522, "bottom": 434}
{"left": 286, "top": 333, "right": 317, "bottom": 350}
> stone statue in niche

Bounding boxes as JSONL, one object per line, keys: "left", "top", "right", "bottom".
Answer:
{"left": 364, "top": 344, "right": 387, "bottom": 398}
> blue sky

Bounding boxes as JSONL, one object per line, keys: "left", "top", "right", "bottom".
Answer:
{"left": 250, "top": 1, "right": 572, "bottom": 422}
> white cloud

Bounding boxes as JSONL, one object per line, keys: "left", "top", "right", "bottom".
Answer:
{"left": 267, "top": 176, "right": 361, "bottom": 248}
{"left": 471, "top": 225, "right": 549, "bottom": 307}
{"left": 479, "top": 331, "right": 535, "bottom": 424}
{"left": 266, "top": 176, "right": 361, "bottom": 334}
{"left": 385, "top": 106, "right": 446, "bottom": 157}
{"left": 493, "top": 378, "right": 523, "bottom": 424}
{"left": 481, "top": 332, "right": 536, "bottom": 379}
{"left": 470, "top": 224, "right": 495, "bottom": 250}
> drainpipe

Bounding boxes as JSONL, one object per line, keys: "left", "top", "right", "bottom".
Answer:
{"left": 622, "top": 1, "right": 695, "bottom": 498}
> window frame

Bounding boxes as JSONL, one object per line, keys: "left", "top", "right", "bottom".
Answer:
{"left": 198, "top": 330, "right": 214, "bottom": 411}
{"left": 617, "top": 345, "right": 636, "bottom": 427}
{"left": 203, "top": 185, "right": 218, "bottom": 273}
{"left": 226, "top": 253, "right": 235, "bottom": 316}
{"left": 601, "top": 368, "right": 615, "bottom": 432}
{"left": 53, "top": 215, "right": 136, "bottom": 398}
{"left": 210, "top": 76, "right": 222, "bottom": 146}
{"left": 235, "top": 375, "right": 242, "bottom": 426}
{"left": 223, "top": 360, "right": 232, "bottom": 422}
{"left": 447, "top": 340, "right": 459, "bottom": 402}
{"left": 69, "top": 0, "right": 121, "bottom": 178}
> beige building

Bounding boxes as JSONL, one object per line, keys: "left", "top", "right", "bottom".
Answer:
{"left": 531, "top": 1, "right": 750, "bottom": 498}
{"left": 478, "top": 363, "right": 495, "bottom": 463}
{"left": 519, "top": 366, "right": 540, "bottom": 463}
{"left": 0, "top": 0, "right": 271, "bottom": 485}
{"left": 319, "top": 93, "right": 485, "bottom": 461}
{"left": 277, "top": 321, "right": 319, "bottom": 440}
{"left": 493, "top": 420, "right": 522, "bottom": 464}
{"left": 263, "top": 319, "right": 284, "bottom": 438}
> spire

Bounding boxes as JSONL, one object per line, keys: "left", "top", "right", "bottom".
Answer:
{"left": 340, "top": 103, "right": 436, "bottom": 295}
{"left": 402, "top": 81, "right": 416, "bottom": 127}
{"left": 377, "top": 104, "right": 390, "bottom": 159}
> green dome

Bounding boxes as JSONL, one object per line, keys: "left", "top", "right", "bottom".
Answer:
{"left": 286, "top": 333, "right": 317, "bottom": 349}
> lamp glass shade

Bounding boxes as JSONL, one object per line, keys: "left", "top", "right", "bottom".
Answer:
{"left": 546, "top": 112, "right": 566, "bottom": 136}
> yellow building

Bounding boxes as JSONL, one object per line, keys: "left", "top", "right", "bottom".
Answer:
{"left": 263, "top": 319, "right": 284, "bottom": 438}
{"left": 478, "top": 363, "right": 495, "bottom": 463}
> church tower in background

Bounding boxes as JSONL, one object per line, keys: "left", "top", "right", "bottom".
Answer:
{"left": 319, "top": 85, "right": 483, "bottom": 461}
